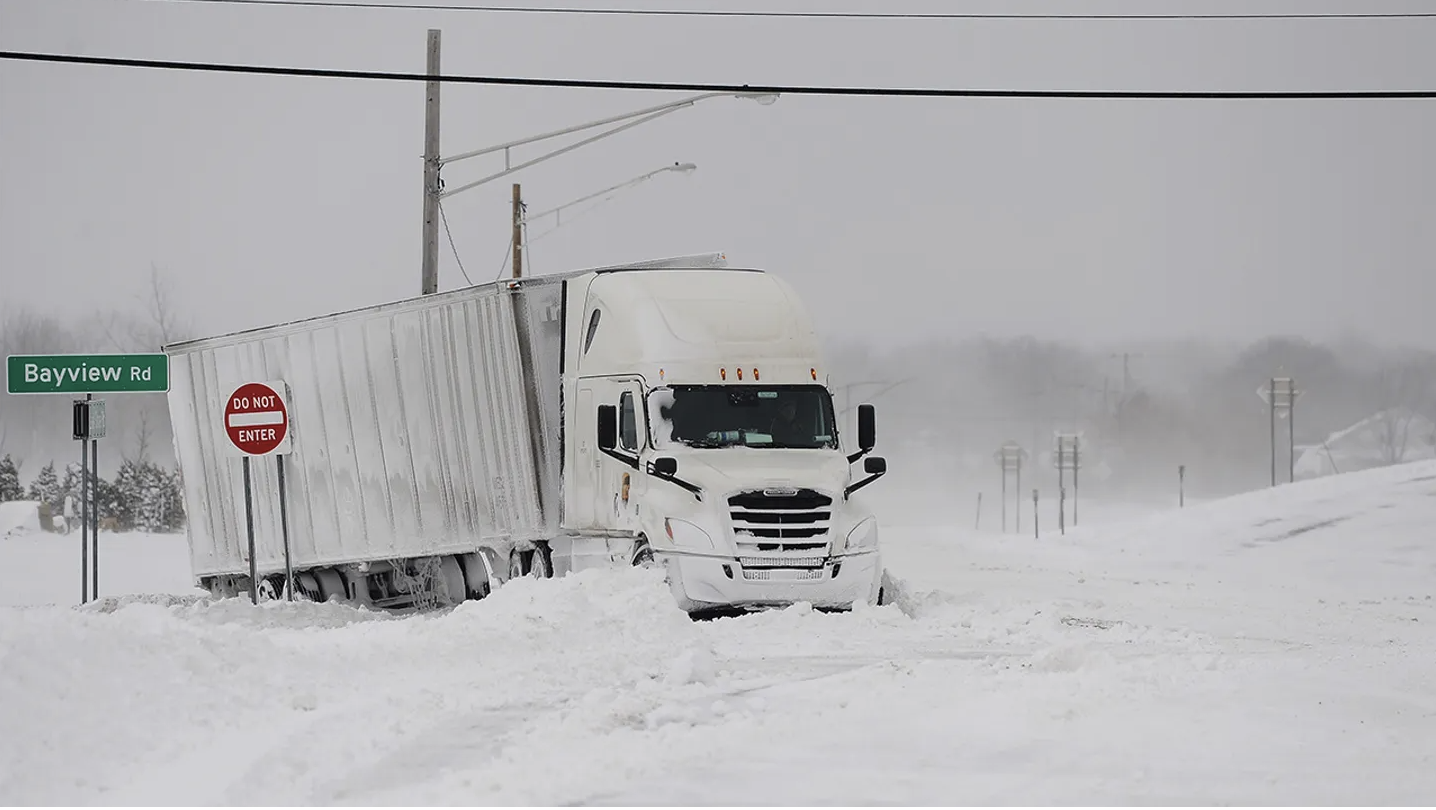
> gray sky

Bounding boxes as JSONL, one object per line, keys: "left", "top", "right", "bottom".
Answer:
{"left": 2, "top": 0, "right": 1434, "bottom": 351}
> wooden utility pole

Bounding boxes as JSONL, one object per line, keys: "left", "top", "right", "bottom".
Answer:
{"left": 511, "top": 182, "right": 524, "bottom": 279}
{"left": 420, "top": 29, "right": 442, "bottom": 295}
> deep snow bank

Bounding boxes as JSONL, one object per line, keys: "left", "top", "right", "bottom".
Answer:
{"left": 0, "top": 567, "right": 718, "bottom": 805}
{"left": 0, "top": 501, "right": 40, "bottom": 538}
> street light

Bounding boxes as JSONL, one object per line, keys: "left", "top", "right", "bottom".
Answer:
{"left": 522, "top": 162, "right": 697, "bottom": 245}
{"left": 505, "top": 163, "right": 700, "bottom": 280}
{"left": 439, "top": 92, "right": 773, "bottom": 201}
{"left": 421, "top": 79, "right": 778, "bottom": 293}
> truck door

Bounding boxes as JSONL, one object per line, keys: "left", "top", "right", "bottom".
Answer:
{"left": 569, "top": 386, "right": 596, "bottom": 528}
{"left": 587, "top": 376, "right": 647, "bottom": 532}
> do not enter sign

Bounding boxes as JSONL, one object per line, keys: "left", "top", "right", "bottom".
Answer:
{"left": 224, "top": 381, "right": 293, "bottom": 456}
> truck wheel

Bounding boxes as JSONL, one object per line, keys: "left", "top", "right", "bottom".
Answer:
{"left": 631, "top": 542, "right": 656, "bottom": 568}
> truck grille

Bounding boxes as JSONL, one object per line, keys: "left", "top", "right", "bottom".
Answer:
{"left": 728, "top": 488, "right": 833, "bottom": 557}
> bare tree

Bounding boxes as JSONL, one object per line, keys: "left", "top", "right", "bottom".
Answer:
{"left": 1373, "top": 360, "right": 1434, "bottom": 465}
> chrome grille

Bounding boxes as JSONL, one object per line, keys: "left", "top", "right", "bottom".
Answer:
{"left": 729, "top": 488, "right": 833, "bottom": 557}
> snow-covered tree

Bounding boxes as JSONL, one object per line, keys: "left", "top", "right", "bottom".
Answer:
{"left": 0, "top": 455, "right": 23, "bottom": 501}
{"left": 25, "top": 462, "right": 61, "bottom": 509}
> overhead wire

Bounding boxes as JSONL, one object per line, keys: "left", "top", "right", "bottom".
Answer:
{"left": 113, "top": 0, "right": 1436, "bottom": 21}
{"left": 3, "top": 51, "right": 1434, "bottom": 98}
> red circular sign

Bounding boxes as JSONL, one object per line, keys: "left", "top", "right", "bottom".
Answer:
{"left": 225, "top": 382, "right": 288, "bottom": 456}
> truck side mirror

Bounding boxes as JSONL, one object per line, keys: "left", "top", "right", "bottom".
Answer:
{"left": 857, "top": 404, "right": 876, "bottom": 452}
{"left": 864, "top": 456, "right": 886, "bottom": 475}
{"left": 653, "top": 457, "right": 678, "bottom": 477}
{"left": 597, "top": 404, "right": 618, "bottom": 451}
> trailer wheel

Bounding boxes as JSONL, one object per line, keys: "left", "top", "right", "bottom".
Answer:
{"left": 438, "top": 556, "right": 467, "bottom": 605}
{"left": 509, "top": 548, "right": 552, "bottom": 580}
{"left": 459, "top": 551, "right": 499, "bottom": 599}
{"left": 315, "top": 568, "right": 347, "bottom": 603}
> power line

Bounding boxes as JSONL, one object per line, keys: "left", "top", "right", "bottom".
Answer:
{"left": 120, "top": 0, "right": 1436, "bottom": 21}
{"left": 4, "top": 51, "right": 1435, "bottom": 98}
{"left": 437, "top": 200, "right": 473, "bottom": 286}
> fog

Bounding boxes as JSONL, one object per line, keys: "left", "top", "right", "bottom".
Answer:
{"left": 3, "top": 0, "right": 1435, "bottom": 517}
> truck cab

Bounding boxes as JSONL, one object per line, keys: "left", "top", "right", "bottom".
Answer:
{"left": 554, "top": 265, "right": 888, "bottom": 613}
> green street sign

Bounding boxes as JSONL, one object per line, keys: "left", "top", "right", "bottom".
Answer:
{"left": 6, "top": 353, "right": 170, "bottom": 395}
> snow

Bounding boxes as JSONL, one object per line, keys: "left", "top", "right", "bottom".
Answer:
{"left": 0, "top": 501, "right": 41, "bottom": 538}
{"left": 3, "top": 462, "right": 1435, "bottom": 803}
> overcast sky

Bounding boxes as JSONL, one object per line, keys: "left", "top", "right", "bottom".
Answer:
{"left": 2, "top": 0, "right": 1433, "bottom": 352}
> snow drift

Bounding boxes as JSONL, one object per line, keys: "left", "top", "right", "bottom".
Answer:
{"left": 2, "top": 461, "right": 1434, "bottom": 803}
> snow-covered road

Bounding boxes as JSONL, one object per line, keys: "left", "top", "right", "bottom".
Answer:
{"left": 2, "top": 462, "right": 1434, "bottom": 804}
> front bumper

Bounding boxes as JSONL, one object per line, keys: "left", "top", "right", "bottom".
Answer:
{"left": 657, "top": 549, "right": 882, "bottom": 613}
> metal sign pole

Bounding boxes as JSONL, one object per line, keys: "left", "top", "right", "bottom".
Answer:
{"left": 1014, "top": 454, "right": 1022, "bottom": 535}
{"left": 1032, "top": 489, "right": 1039, "bottom": 539}
{"left": 91, "top": 432, "right": 99, "bottom": 599}
{"left": 242, "top": 455, "right": 258, "bottom": 605}
{"left": 1057, "top": 441, "right": 1065, "bottom": 530}
{"left": 1269, "top": 376, "right": 1277, "bottom": 487}
{"left": 1072, "top": 436, "right": 1080, "bottom": 527}
{"left": 1288, "top": 381, "right": 1296, "bottom": 484}
{"left": 277, "top": 455, "right": 294, "bottom": 601}
{"left": 1000, "top": 463, "right": 1008, "bottom": 534}
{"left": 79, "top": 427, "right": 89, "bottom": 604}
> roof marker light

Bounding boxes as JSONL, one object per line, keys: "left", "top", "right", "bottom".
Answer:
{"left": 753, "top": 368, "right": 760, "bottom": 381}
{"left": 737, "top": 368, "right": 743, "bottom": 380}
{"left": 721, "top": 368, "right": 727, "bottom": 380}
{"left": 810, "top": 368, "right": 817, "bottom": 380}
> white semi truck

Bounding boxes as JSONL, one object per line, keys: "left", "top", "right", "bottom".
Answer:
{"left": 164, "top": 253, "right": 890, "bottom": 615}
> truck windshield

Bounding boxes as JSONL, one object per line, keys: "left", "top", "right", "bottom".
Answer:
{"left": 648, "top": 385, "right": 838, "bottom": 450}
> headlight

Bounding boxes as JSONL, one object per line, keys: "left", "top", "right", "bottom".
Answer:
{"left": 664, "top": 517, "right": 714, "bottom": 550}
{"left": 845, "top": 516, "right": 879, "bottom": 552}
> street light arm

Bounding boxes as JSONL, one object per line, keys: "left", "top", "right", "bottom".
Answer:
{"left": 440, "top": 91, "right": 728, "bottom": 166}
{"left": 523, "top": 163, "right": 694, "bottom": 223}
{"left": 438, "top": 105, "right": 685, "bottom": 200}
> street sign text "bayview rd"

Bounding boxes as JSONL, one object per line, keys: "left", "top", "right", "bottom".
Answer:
{"left": 6, "top": 353, "right": 170, "bottom": 395}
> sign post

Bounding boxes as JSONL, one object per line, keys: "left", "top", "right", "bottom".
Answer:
{"left": 1258, "top": 377, "right": 1302, "bottom": 486}
{"left": 993, "top": 441, "right": 1027, "bottom": 534}
{"left": 9, "top": 353, "right": 167, "bottom": 605}
{"left": 223, "top": 381, "right": 295, "bottom": 604}
{"left": 1053, "top": 432, "right": 1082, "bottom": 534}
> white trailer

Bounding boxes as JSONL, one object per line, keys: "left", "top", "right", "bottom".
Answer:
{"left": 164, "top": 254, "right": 891, "bottom": 614}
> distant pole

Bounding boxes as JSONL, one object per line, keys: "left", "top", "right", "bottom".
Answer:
{"left": 1288, "top": 385, "right": 1296, "bottom": 483}
{"left": 420, "top": 28, "right": 442, "bottom": 295}
{"left": 1179, "top": 464, "right": 1186, "bottom": 507}
{"left": 974, "top": 492, "right": 982, "bottom": 531}
{"left": 511, "top": 182, "right": 524, "bottom": 279}
{"left": 1014, "top": 454, "right": 1022, "bottom": 535}
{"left": 1057, "top": 440, "right": 1065, "bottom": 528}
{"left": 1032, "top": 489, "right": 1039, "bottom": 538}
{"left": 1001, "top": 466, "right": 1007, "bottom": 533}
{"left": 1269, "top": 376, "right": 1277, "bottom": 487}
{"left": 1072, "top": 435, "right": 1080, "bottom": 526}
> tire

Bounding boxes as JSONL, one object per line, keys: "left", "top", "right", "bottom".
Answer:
{"left": 316, "top": 568, "right": 347, "bottom": 602}
{"left": 438, "top": 556, "right": 467, "bottom": 605}
{"left": 459, "top": 551, "right": 499, "bottom": 599}
{"left": 631, "top": 542, "right": 657, "bottom": 568}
